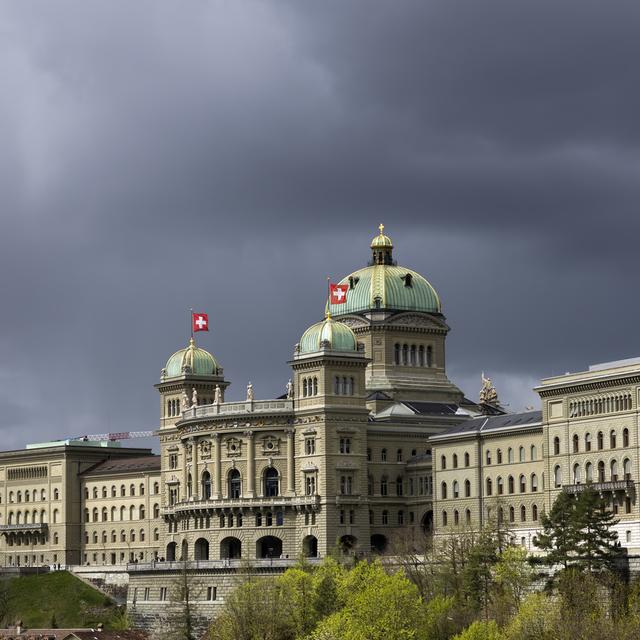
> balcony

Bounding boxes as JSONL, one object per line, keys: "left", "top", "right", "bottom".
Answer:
{"left": 0, "top": 524, "right": 48, "bottom": 535}
{"left": 563, "top": 479, "right": 633, "bottom": 494}
{"left": 162, "top": 494, "right": 320, "bottom": 516}
{"left": 179, "top": 399, "right": 294, "bottom": 421}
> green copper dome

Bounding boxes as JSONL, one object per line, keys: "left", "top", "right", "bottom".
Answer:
{"left": 299, "top": 317, "right": 358, "bottom": 354}
{"left": 164, "top": 338, "right": 219, "bottom": 378}
{"left": 327, "top": 227, "right": 441, "bottom": 316}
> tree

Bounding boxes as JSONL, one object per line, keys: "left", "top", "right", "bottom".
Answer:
{"left": 493, "top": 546, "right": 534, "bottom": 614}
{"left": 462, "top": 530, "right": 498, "bottom": 617}
{"left": 534, "top": 490, "right": 578, "bottom": 569}
{"left": 572, "top": 485, "right": 620, "bottom": 572}
{"left": 452, "top": 620, "right": 502, "bottom": 640}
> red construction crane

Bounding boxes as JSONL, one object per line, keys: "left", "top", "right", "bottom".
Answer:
{"left": 70, "top": 431, "right": 156, "bottom": 442}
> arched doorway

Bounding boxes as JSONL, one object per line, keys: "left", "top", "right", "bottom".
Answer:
{"left": 339, "top": 535, "right": 357, "bottom": 554}
{"left": 256, "top": 535, "right": 282, "bottom": 559}
{"left": 421, "top": 510, "right": 434, "bottom": 534}
{"left": 220, "top": 537, "right": 242, "bottom": 559}
{"left": 302, "top": 535, "right": 318, "bottom": 558}
{"left": 194, "top": 538, "right": 209, "bottom": 560}
{"left": 370, "top": 534, "right": 388, "bottom": 554}
{"left": 181, "top": 539, "right": 188, "bottom": 561}
{"left": 166, "top": 542, "right": 176, "bottom": 561}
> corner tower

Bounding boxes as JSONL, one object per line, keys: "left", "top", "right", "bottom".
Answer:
{"left": 326, "top": 226, "right": 463, "bottom": 405}
{"left": 156, "top": 338, "right": 229, "bottom": 430}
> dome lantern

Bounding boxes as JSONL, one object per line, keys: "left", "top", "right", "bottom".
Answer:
{"left": 370, "top": 223, "right": 394, "bottom": 265}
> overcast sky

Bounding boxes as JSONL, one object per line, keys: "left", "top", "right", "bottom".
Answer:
{"left": 1, "top": 1, "right": 639, "bottom": 451}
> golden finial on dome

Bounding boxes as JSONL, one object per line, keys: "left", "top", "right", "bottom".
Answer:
{"left": 379, "top": 223, "right": 385, "bottom": 235}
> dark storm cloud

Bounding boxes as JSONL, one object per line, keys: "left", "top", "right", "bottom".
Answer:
{"left": 1, "top": 1, "right": 639, "bottom": 448}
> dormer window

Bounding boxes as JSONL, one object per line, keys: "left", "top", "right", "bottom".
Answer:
{"left": 348, "top": 276, "right": 360, "bottom": 289}
{"left": 402, "top": 273, "right": 413, "bottom": 287}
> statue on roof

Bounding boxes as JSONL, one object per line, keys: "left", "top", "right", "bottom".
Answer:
{"left": 191, "top": 387, "right": 198, "bottom": 408}
{"left": 214, "top": 385, "right": 222, "bottom": 405}
{"left": 479, "top": 371, "right": 499, "bottom": 405}
{"left": 286, "top": 379, "right": 294, "bottom": 399}
{"left": 181, "top": 390, "right": 190, "bottom": 413}
{"left": 246, "top": 382, "right": 254, "bottom": 401}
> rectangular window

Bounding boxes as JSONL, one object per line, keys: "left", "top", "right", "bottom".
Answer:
{"left": 144, "top": 587, "right": 150, "bottom": 601}
{"left": 339, "top": 509, "right": 345, "bottom": 525}
{"left": 339, "top": 438, "right": 351, "bottom": 454}
{"left": 169, "top": 453, "right": 178, "bottom": 469}
{"left": 340, "top": 475, "right": 353, "bottom": 495}
{"left": 207, "top": 586, "right": 217, "bottom": 601}
{"left": 305, "top": 475, "right": 316, "bottom": 496}
{"left": 349, "top": 509, "right": 354, "bottom": 525}
{"left": 305, "top": 438, "right": 316, "bottom": 455}
{"left": 160, "top": 587, "right": 167, "bottom": 601}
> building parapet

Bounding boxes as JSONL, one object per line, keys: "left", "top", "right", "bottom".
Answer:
{"left": 0, "top": 524, "right": 48, "bottom": 534}
{"left": 127, "top": 557, "right": 322, "bottom": 572}
{"left": 563, "top": 480, "right": 633, "bottom": 494}
{"left": 180, "top": 399, "right": 294, "bottom": 421}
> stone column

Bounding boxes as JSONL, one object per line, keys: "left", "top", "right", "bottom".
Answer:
{"left": 213, "top": 433, "right": 222, "bottom": 499}
{"left": 191, "top": 437, "right": 199, "bottom": 501}
{"left": 286, "top": 429, "right": 295, "bottom": 495}
{"left": 245, "top": 431, "right": 255, "bottom": 497}
{"left": 181, "top": 441, "right": 188, "bottom": 502}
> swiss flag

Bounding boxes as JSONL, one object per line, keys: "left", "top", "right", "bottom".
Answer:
{"left": 192, "top": 312, "right": 209, "bottom": 332}
{"left": 330, "top": 283, "right": 349, "bottom": 305}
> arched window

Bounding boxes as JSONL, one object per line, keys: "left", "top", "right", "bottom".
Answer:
{"left": 497, "top": 449, "right": 503, "bottom": 464}
{"left": 624, "top": 428, "right": 630, "bottom": 447}
{"left": 465, "top": 509, "right": 471, "bottom": 524}
{"left": 611, "top": 430, "right": 617, "bottom": 449}
{"left": 394, "top": 344, "right": 400, "bottom": 365}
{"left": 530, "top": 445, "right": 537, "bottom": 460}
{"left": 397, "top": 449, "right": 403, "bottom": 463}
{"left": 54, "top": 489, "right": 59, "bottom": 500}
{"left": 313, "top": 377, "right": 319, "bottom": 395}
{"left": 92, "top": 532, "right": 98, "bottom": 544}
{"left": 553, "top": 437, "right": 560, "bottom": 455}
{"left": 508, "top": 476, "right": 514, "bottom": 493}
{"left": 497, "top": 477, "right": 504, "bottom": 495}
{"left": 111, "top": 506, "right": 116, "bottom": 521}
{"left": 441, "top": 482, "right": 447, "bottom": 500}
{"left": 508, "top": 448, "right": 513, "bottom": 463}
{"left": 442, "top": 511, "right": 447, "bottom": 526}
{"left": 517, "top": 446, "right": 524, "bottom": 462}
{"left": 452, "top": 453, "right": 458, "bottom": 468}
{"left": 153, "top": 482, "right": 159, "bottom": 494}
{"left": 520, "top": 505, "right": 526, "bottom": 521}
{"left": 381, "top": 448, "right": 387, "bottom": 462}
{"left": 153, "top": 503, "right": 160, "bottom": 518}
{"left": 464, "top": 452, "right": 470, "bottom": 467}
{"left": 532, "top": 504, "right": 538, "bottom": 521}
{"left": 610, "top": 460, "right": 618, "bottom": 481}
{"left": 140, "top": 529, "right": 145, "bottom": 542}
{"left": 597, "top": 431, "right": 604, "bottom": 450}
{"left": 111, "top": 530, "right": 116, "bottom": 543}
{"left": 139, "top": 505, "right": 145, "bottom": 519}
{"left": 228, "top": 469, "right": 241, "bottom": 499}
{"left": 509, "top": 506, "right": 515, "bottom": 523}
{"left": 140, "top": 483, "right": 145, "bottom": 496}
{"left": 585, "top": 433, "right": 592, "bottom": 452}
{"left": 624, "top": 458, "right": 632, "bottom": 480}
{"left": 111, "top": 486, "right": 116, "bottom": 498}
{"left": 92, "top": 487, "right": 98, "bottom": 499}
{"left": 418, "top": 345, "right": 425, "bottom": 366}
{"left": 452, "top": 481, "right": 459, "bottom": 498}
{"left": 531, "top": 473, "right": 538, "bottom": 492}
{"left": 102, "top": 531, "right": 107, "bottom": 543}
{"left": 129, "top": 505, "right": 135, "bottom": 520}
{"left": 102, "top": 487, "right": 107, "bottom": 498}
{"left": 465, "top": 479, "right": 471, "bottom": 497}
{"left": 453, "top": 510, "right": 459, "bottom": 525}
{"left": 402, "top": 344, "right": 408, "bottom": 365}
{"left": 440, "top": 455, "right": 446, "bottom": 470}
{"left": 554, "top": 466, "right": 562, "bottom": 488}
{"left": 598, "top": 461, "right": 605, "bottom": 483}
{"left": 396, "top": 476, "right": 404, "bottom": 496}
{"left": 410, "top": 345, "right": 417, "bottom": 366}
{"left": 187, "top": 474, "right": 193, "bottom": 498}
{"left": 102, "top": 507, "right": 108, "bottom": 522}
{"left": 382, "top": 510, "right": 389, "bottom": 525}
{"left": 121, "top": 530, "right": 126, "bottom": 543}
{"left": 92, "top": 508, "right": 98, "bottom": 522}
{"left": 264, "top": 468, "right": 279, "bottom": 497}
{"left": 486, "top": 450, "right": 492, "bottom": 465}
{"left": 120, "top": 485, "right": 126, "bottom": 497}
{"left": 380, "top": 476, "right": 388, "bottom": 496}
{"left": 426, "top": 345, "right": 433, "bottom": 367}
{"left": 498, "top": 507, "right": 504, "bottom": 524}
{"left": 519, "top": 474, "right": 526, "bottom": 492}
{"left": 486, "top": 478, "right": 493, "bottom": 495}
{"left": 53, "top": 509, "right": 59, "bottom": 524}
{"left": 202, "top": 471, "right": 212, "bottom": 499}
{"left": 303, "top": 379, "right": 308, "bottom": 398}
{"left": 573, "top": 463, "right": 581, "bottom": 484}
{"left": 572, "top": 434, "right": 579, "bottom": 453}
{"left": 586, "top": 462, "right": 593, "bottom": 482}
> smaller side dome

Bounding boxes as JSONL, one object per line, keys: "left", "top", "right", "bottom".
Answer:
{"left": 299, "top": 317, "right": 357, "bottom": 354}
{"left": 163, "top": 338, "right": 219, "bottom": 379}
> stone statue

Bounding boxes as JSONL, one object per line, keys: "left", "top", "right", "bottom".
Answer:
{"left": 286, "top": 378, "right": 294, "bottom": 399}
{"left": 191, "top": 387, "right": 198, "bottom": 408}
{"left": 180, "top": 390, "right": 190, "bottom": 413}
{"left": 246, "top": 382, "right": 254, "bottom": 401}
{"left": 214, "top": 385, "right": 222, "bottom": 405}
{"left": 479, "top": 371, "right": 499, "bottom": 405}
{"left": 199, "top": 440, "right": 211, "bottom": 458}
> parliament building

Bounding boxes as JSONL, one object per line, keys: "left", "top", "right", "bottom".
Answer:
{"left": 0, "top": 227, "right": 638, "bottom": 624}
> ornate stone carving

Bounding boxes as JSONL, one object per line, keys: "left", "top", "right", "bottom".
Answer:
{"left": 199, "top": 439, "right": 211, "bottom": 459}
{"left": 184, "top": 442, "right": 193, "bottom": 461}
{"left": 261, "top": 436, "right": 280, "bottom": 455}
{"left": 479, "top": 371, "right": 499, "bottom": 405}
{"left": 226, "top": 437, "right": 242, "bottom": 457}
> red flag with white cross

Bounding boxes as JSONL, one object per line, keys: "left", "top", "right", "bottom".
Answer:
{"left": 330, "top": 283, "right": 349, "bottom": 305}
{"left": 192, "top": 312, "right": 209, "bottom": 332}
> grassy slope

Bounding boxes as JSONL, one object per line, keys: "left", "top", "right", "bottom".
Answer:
{"left": 5, "top": 571, "right": 122, "bottom": 629}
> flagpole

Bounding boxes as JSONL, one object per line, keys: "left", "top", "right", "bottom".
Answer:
{"left": 189, "top": 308, "right": 193, "bottom": 341}
{"left": 326, "top": 276, "right": 331, "bottom": 318}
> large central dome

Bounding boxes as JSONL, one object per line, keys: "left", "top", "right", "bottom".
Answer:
{"left": 327, "top": 226, "right": 441, "bottom": 316}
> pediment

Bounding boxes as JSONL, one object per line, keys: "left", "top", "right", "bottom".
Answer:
{"left": 388, "top": 313, "right": 448, "bottom": 330}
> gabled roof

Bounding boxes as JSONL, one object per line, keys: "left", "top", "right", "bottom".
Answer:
{"left": 429, "top": 410, "right": 542, "bottom": 441}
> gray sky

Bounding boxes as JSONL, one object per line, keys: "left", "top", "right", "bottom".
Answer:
{"left": 1, "top": 1, "right": 639, "bottom": 450}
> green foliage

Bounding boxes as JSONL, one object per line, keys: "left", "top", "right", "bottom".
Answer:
{"left": 422, "top": 596, "right": 459, "bottom": 640}
{"left": 534, "top": 490, "right": 578, "bottom": 568}
{"left": 452, "top": 620, "right": 502, "bottom": 640}
{"left": 502, "top": 592, "right": 559, "bottom": 640}
{"left": 2, "top": 571, "right": 120, "bottom": 629}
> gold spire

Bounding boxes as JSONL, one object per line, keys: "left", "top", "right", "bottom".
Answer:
{"left": 379, "top": 223, "right": 385, "bottom": 236}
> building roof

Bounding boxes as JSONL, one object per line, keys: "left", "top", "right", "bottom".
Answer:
{"left": 162, "top": 337, "right": 219, "bottom": 380}
{"left": 298, "top": 317, "right": 358, "bottom": 354}
{"left": 81, "top": 456, "right": 161, "bottom": 476}
{"left": 429, "top": 410, "right": 542, "bottom": 441}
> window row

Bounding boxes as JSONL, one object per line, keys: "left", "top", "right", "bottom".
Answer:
{"left": 334, "top": 376, "right": 356, "bottom": 395}
{"left": 368, "top": 509, "right": 416, "bottom": 526}
{"left": 555, "top": 428, "right": 630, "bottom": 455}
{"left": 85, "top": 528, "right": 161, "bottom": 544}
{"left": 302, "top": 377, "right": 318, "bottom": 397}
{"left": 367, "top": 475, "right": 431, "bottom": 496}
{"left": 9, "top": 488, "right": 57, "bottom": 503}
{"left": 84, "top": 504, "right": 159, "bottom": 522}
{"left": 442, "top": 504, "right": 540, "bottom": 527}
{"left": 7, "top": 510, "right": 51, "bottom": 525}
{"left": 569, "top": 393, "right": 632, "bottom": 418}
{"left": 367, "top": 447, "right": 424, "bottom": 463}
{"left": 484, "top": 473, "right": 540, "bottom": 497}
{"left": 555, "top": 458, "right": 632, "bottom": 487}
{"left": 84, "top": 482, "right": 159, "bottom": 500}
{"left": 394, "top": 344, "right": 433, "bottom": 367}
{"left": 484, "top": 445, "right": 538, "bottom": 466}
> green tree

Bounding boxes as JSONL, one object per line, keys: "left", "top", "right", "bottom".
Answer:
{"left": 493, "top": 546, "right": 534, "bottom": 616}
{"left": 573, "top": 485, "right": 620, "bottom": 572}
{"left": 451, "top": 620, "right": 502, "bottom": 640}
{"left": 462, "top": 530, "right": 498, "bottom": 616}
{"left": 502, "top": 592, "right": 559, "bottom": 640}
{"left": 534, "top": 490, "right": 578, "bottom": 569}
